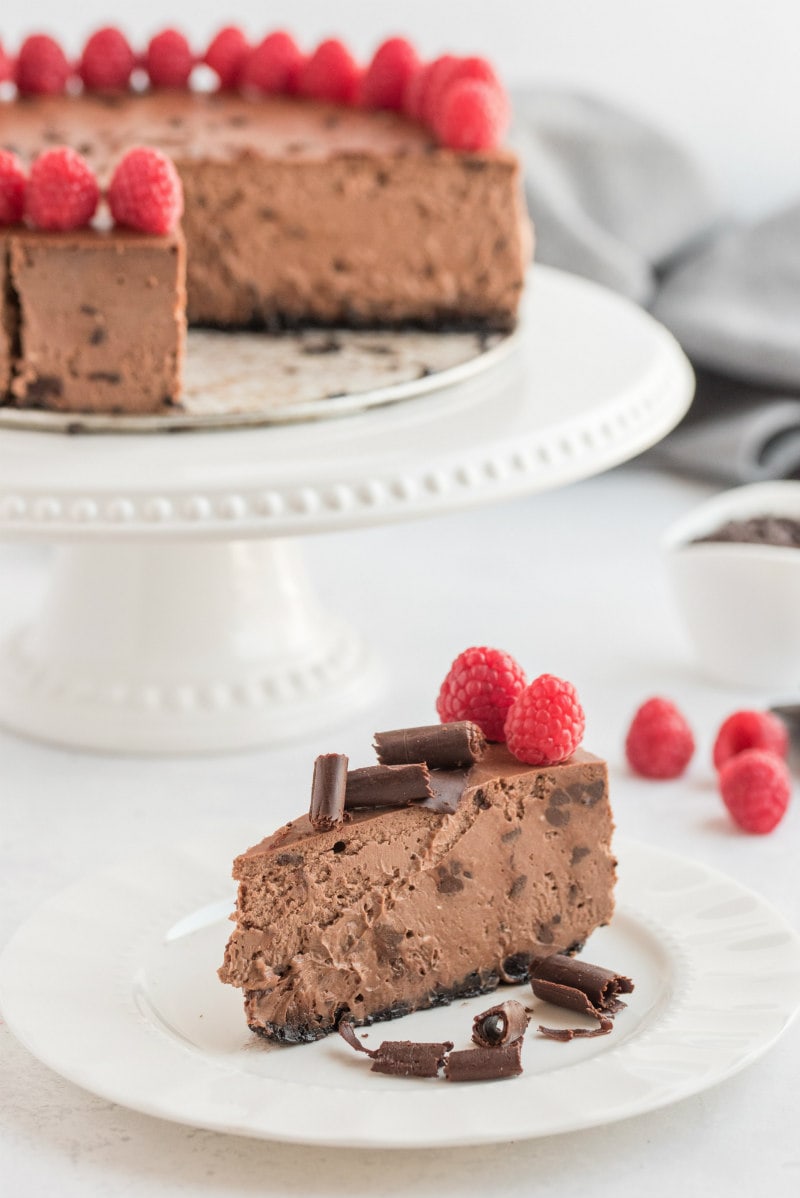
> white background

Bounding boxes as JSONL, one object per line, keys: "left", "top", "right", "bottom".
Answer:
{"left": 3, "top": 0, "right": 799, "bottom": 217}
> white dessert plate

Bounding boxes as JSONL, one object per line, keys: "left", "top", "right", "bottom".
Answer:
{"left": 1, "top": 834, "right": 798, "bottom": 1149}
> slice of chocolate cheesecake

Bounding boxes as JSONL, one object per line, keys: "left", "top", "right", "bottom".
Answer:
{"left": 6, "top": 227, "right": 185, "bottom": 413}
{"left": 220, "top": 739, "right": 616, "bottom": 1043}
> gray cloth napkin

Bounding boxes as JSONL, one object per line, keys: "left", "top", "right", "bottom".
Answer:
{"left": 511, "top": 90, "right": 800, "bottom": 483}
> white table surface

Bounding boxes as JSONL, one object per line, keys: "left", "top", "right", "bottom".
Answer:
{"left": 1, "top": 459, "right": 798, "bottom": 1196}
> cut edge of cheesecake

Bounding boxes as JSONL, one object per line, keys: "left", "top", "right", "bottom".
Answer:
{"left": 2, "top": 226, "right": 186, "bottom": 415}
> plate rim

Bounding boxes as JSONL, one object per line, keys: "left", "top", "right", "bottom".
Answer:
{"left": 1, "top": 834, "right": 798, "bottom": 1149}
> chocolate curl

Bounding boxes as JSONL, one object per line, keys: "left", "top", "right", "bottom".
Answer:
{"left": 529, "top": 954, "right": 634, "bottom": 1015}
{"left": 530, "top": 977, "right": 602, "bottom": 1018}
{"left": 338, "top": 1022, "right": 452, "bottom": 1077}
{"left": 539, "top": 1015, "right": 614, "bottom": 1041}
{"left": 472, "top": 1000, "right": 530, "bottom": 1048}
{"left": 369, "top": 1041, "right": 453, "bottom": 1078}
{"left": 374, "top": 722, "right": 487, "bottom": 770}
{"left": 445, "top": 1039, "right": 523, "bottom": 1082}
{"left": 345, "top": 763, "right": 433, "bottom": 809}
{"left": 309, "top": 753, "right": 349, "bottom": 831}
{"left": 338, "top": 1020, "right": 371, "bottom": 1055}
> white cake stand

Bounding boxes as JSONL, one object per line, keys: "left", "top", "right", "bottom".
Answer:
{"left": 0, "top": 267, "right": 693, "bottom": 753}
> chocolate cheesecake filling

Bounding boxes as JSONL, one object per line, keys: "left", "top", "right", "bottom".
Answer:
{"left": 219, "top": 745, "right": 616, "bottom": 1043}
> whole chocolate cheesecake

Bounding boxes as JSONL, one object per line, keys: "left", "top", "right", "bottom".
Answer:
{"left": 0, "top": 91, "right": 529, "bottom": 335}
{"left": 0, "top": 29, "right": 531, "bottom": 416}
{"left": 220, "top": 734, "right": 616, "bottom": 1043}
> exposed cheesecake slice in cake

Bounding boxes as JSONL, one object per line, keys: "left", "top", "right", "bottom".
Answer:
{"left": 6, "top": 227, "right": 186, "bottom": 413}
{"left": 0, "top": 92, "right": 530, "bottom": 334}
{"left": 219, "top": 745, "right": 616, "bottom": 1043}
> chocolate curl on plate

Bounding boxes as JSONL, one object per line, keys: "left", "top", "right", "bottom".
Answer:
{"left": 445, "top": 1039, "right": 523, "bottom": 1082}
{"left": 338, "top": 1022, "right": 452, "bottom": 1077}
{"left": 338, "top": 1020, "right": 371, "bottom": 1054}
{"left": 529, "top": 954, "right": 634, "bottom": 1015}
{"left": 531, "top": 977, "right": 601, "bottom": 1019}
{"left": 345, "top": 763, "right": 433, "bottom": 809}
{"left": 309, "top": 753, "right": 349, "bottom": 831}
{"left": 472, "top": 1000, "right": 530, "bottom": 1048}
{"left": 530, "top": 953, "right": 634, "bottom": 1042}
{"left": 538, "top": 1015, "right": 614, "bottom": 1042}
{"left": 370, "top": 1041, "right": 453, "bottom": 1078}
{"left": 374, "top": 721, "right": 487, "bottom": 770}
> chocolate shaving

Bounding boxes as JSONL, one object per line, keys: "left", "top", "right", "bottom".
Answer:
{"left": 374, "top": 722, "right": 487, "bottom": 770}
{"left": 472, "top": 1000, "right": 530, "bottom": 1048}
{"left": 345, "top": 763, "right": 433, "bottom": 809}
{"left": 530, "top": 977, "right": 602, "bottom": 1018}
{"left": 529, "top": 954, "right": 634, "bottom": 1015}
{"left": 538, "top": 1015, "right": 614, "bottom": 1041}
{"left": 445, "top": 1039, "right": 523, "bottom": 1082}
{"left": 309, "top": 753, "right": 349, "bottom": 831}
{"left": 338, "top": 1020, "right": 371, "bottom": 1054}
{"left": 530, "top": 954, "right": 634, "bottom": 1043}
{"left": 370, "top": 1041, "right": 453, "bottom": 1077}
{"left": 338, "top": 1022, "right": 452, "bottom": 1077}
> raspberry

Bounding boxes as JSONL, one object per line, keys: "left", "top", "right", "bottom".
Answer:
{"left": 435, "top": 79, "right": 509, "bottom": 150}
{"left": 361, "top": 37, "right": 420, "bottom": 110}
{"left": 241, "top": 32, "right": 304, "bottom": 95}
{"left": 108, "top": 147, "right": 184, "bottom": 235}
{"left": 402, "top": 61, "right": 432, "bottom": 120}
{"left": 719, "top": 749, "right": 791, "bottom": 834}
{"left": 79, "top": 27, "right": 135, "bottom": 91}
{"left": 0, "top": 40, "right": 13, "bottom": 84}
{"left": 625, "top": 697, "right": 695, "bottom": 780}
{"left": 145, "top": 29, "right": 194, "bottom": 89}
{"left": 504, "top": 674, "right": 586, "bottom": 766}
{"left": 298, "top": 39, "right": 360, "bottom": 105}
{"left": 433, "top": 56, "right": 504, "bottom": 111}
{"left": 712, "top": 710, "right": 789, "bottom": 771}
{"left": 204, "top": 26, "right": 250, "bottom": 90}
{"left": 436, "top": 646, "right": 527, "bottom": 743}
{"left": 417, "top": 54, "right": 458, "bottom": 124}
{"left": 432, "top": 57, "right": 510, "bottom": 131}
{"left": 16, "top": 34, "right": 71, "bottom": 97}
{"left": 0, "top": 150, "right": 27, "bottom": 226}
{"left": 25, "top": 148, "right": 99, "bottom": 231}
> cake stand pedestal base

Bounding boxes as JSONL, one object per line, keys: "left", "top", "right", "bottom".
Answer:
{"left": 0, "top": 540, "right": 379, "bottom": 753}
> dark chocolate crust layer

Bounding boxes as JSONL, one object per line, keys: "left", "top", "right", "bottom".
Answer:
{"left": 190, "top": 308, "right": 519, "bottom": 336}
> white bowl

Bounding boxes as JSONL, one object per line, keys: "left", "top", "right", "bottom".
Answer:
{"left": 664, "top": 481, "right": 800, "bottom": 689}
